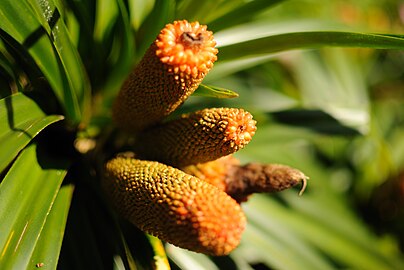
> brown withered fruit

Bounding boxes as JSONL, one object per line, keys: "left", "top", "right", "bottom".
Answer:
{"left": 182, "top": 155, "right": 308, "bottom": 203}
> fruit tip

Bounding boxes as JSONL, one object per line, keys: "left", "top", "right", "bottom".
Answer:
{"left": 298, "top": 176, "right": 309, "bottom": 196}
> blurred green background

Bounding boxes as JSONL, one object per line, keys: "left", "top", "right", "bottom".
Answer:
{"left": 1, "top": 0, "right": 404, "bottom": 269}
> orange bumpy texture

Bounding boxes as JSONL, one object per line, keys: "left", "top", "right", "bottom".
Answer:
{"left": 134, "top": 108, "right": 257, "bottom": 167}
{"left": 103, "top": 154, "right": 246, "bottom": 256}
{"left": 113, "top": 20, "right": 218, "bottom": 132}
{"left": 182, "top": 155, "right": 240, "bottom": 191}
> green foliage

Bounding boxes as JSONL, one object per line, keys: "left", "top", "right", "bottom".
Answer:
{"left": 1, "top": 0, "right": 404, "bottom": 269}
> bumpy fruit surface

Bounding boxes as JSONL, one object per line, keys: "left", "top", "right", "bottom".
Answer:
{"left": 135, "top": 108, "right": 256, "bottom": 167}
{"left": 112, "top": 20, "right": 218, "bottom": 132}
{"left": 102, "top": 154, "right": 246, "bottom": 256}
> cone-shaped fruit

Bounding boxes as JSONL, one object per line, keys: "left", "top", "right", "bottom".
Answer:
{"left": 103, "top": 153, "right": 246, "bottom": 256}
{"left": 113, "top": 20, "right": 218, "bottom": 132}
{"left": 135, "top": 108, "right": 256, "bottom": 167}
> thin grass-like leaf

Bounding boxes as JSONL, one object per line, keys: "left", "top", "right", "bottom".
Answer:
{"left": 0, "top": 51, "right": 21, "bottom": 96}
{"left": 246, "top": 195, "right": 404, "bottom": 270}
{"left": 292, "top": 49, "right": 370, "bottom": 134}
{"left": 240, "top": 223, "right": 332, "bottom": 270}
{"left": 31, "top": 0, "right": 91, "bottom": 125}
{"left": 29, "top": 184, "right": 74, "bottom": 269}
{"left": 193, "top": 84, "right": 239, "bottom": 98}
{"left": 101, "top": 0, "right": 136, "bottom": 101}
{"left": 135, "top": 0, "right": 175, "bottom": 58}
{"left": 0, "top": 143, "right": 69, "bottom": 269}
{"left": 205, "top": 54, "right": 276, "bottom": 82}
{"left": 214, "top": 19, "right": 351, "bottom": 48}
{"left": 0, "top": 93, "right": 64, "bottom": 172}
{"left": 166, "top": 244, "right": 219, "bottom": 270}
{"left": 146, "top": 235, "right": 170, "bottom": 270}
{"left": 129, "top": 0, "right": 156, "bottom": 30}
{"left": 208, "top": 0, "right": 286, "bottom": 31}
{"left": 176, "top": 0, "right": 243, "bottom": 24}
{"left": 218, "top": 31, "right": 404, "bottom": 61}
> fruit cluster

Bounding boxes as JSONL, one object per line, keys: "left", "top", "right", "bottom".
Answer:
{"left": 104, "top": 20, "right": 307, "bottom": 256}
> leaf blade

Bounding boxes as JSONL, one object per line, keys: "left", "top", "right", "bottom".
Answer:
{"left": 208, "top": 0, "right": 286, "bottom": 31}
{"left": 193, "top": 84, "right": 239, "bottom": 99}
{"left": 0, "top": 143, "right": 69, "bottom": 269}
{"left": 0, "top": 93, "right": 64, "bottom": 172}
{"left": 0, "top": 0, "right": 91, "bottom": 125}
{"left": 29, "top": 184, "right": 74, "bottom": 269}
{"left": 218, "top": 31, "right": 404, "bottom": 61}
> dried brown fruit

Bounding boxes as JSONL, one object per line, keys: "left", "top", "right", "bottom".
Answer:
{"left": 182, "top": 156, "right": 308, "bottom": 203}
{"left": 112, "top": 20, "right": 218, "bottom": 132}
{"left": 134, "top": 108, "right": 257, "bottom": 167}
{"left": 102, "top": 153, "right": 246, "bottom": 256}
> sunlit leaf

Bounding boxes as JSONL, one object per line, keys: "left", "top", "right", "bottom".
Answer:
{"left": 101, "top": 0, "right": 136, "bottom": 100}
{"left": 218, "top": 31, "right": 404, "bottom": 61}
{"left": 29, "top": 184, "right": 74, "bottom": 270}
{"left": 245, "top": 195, "right": 404, "bottom": 270}
{"left": 193, "top": 84, "right": 239, "bottom": 98}
{"left": 239, "top": 222, "right": 334, "bottom": 270}
{"left": 135, "top": 0, "right": 175, "bottom": 57}
{"left": 292, "top": 49, "right": 370, "bottom": 134}
{"left": 0, "top": 0, "right": 91, "bottom": 125}
{"left": 129, "top": 0, "right": 156, "bottom": 30}
{"left": 166, "top": 244, "right": 219, "bottom": 270}
{"left": 146, "top": 235, "right": 170, "bottom": 270}
{"left": 0, "top": 143, "right": 69, "bottom": 269}
{"left": 0, "top": 93, "right": 64, "bottom": 172}
{"left": 208, "top": 0, "right": 286, "bottom": 31}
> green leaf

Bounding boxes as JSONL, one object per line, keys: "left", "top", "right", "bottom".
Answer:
{"left": 101, "top": 0, "right": 136, "bottom": 101}
{"left": 146, "top": 235, "right": 170, "bottom": 270}
{"left": 245, "top": 195, "right": 404, "bottom": 270}
{"left": 129, "top": 0, "right": 156, "bottom": 30}
{"left": 0, "top": 50, "right": 22, "bottom": 96}
{"left": 208, "top": 0, "right": 286, "bottom": 31}
{"left": 0, "top": 143, "right": 69, "bottom": 270}
{"left": 166, "top": 244, "right": 219, "bottom": 270}
{"left": 291, "top": 49, "right": 370, "bottom": 134}
{"left": 239, "top": 223, "right": 333, "bottom": 270}
{"left": 271, "top": 109, "right": 360, "bottom": 135}
{"left": 135, "top": 0, "right": 175, "bottom": 58}
{"left": 0, "top": 0, "right": 91, "bottom": 125}
{"left": 32, "top": 0, "right": 92, "bottom": 125}
{"left": 193, "top": 84, "right": 239, "bottom": 98}
{"left": 205, "top": 54, "right": 276, "bottom": 82}
{"left": 218, "top": 31, "right": 404, "bottom": 61}
{"left": 29, "top": 184, "right": 74, "bottom": 270}
{"left": 0, "top": 93, "right": 64, "bottom": 172}
{"left": 93, "top": 0, "right": 119, "bottom": 42}
{"left": 176, "top": 0, "right": 242, "bottom": 24}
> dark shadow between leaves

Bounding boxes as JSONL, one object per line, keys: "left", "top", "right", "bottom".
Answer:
{"left": 3, "top": 95, "right": 33, "bottom": 139}
{"left": 34, "top": 121, "right": 77, "bottom": 170}
{"left": 23, "top": 8, "right": 61, "bottom": 48}
{"left": 270, "top": 109, "right": 360, "bottom": 136}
